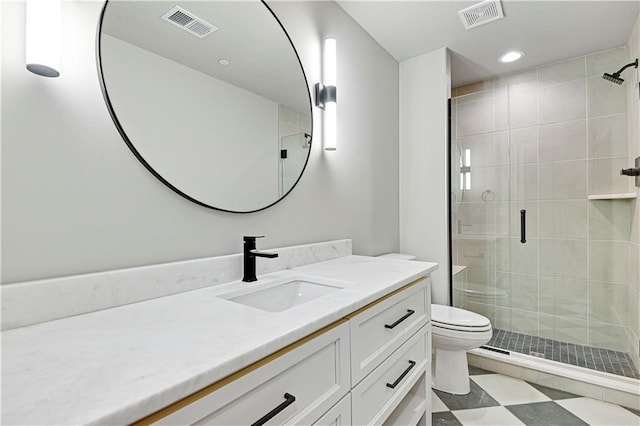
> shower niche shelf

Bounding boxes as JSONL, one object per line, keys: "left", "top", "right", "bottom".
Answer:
{"left": 588, "top": 192, "right": 637, "bottom": 200}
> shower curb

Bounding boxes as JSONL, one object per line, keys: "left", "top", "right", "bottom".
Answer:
{"left": 468, "top": 348, "right": 640, "bottom": 411}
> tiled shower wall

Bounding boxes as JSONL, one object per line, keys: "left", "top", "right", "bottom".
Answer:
{"left": 627, "top": 14, "right": 640, "bottom": 370}
{"left": 451, "top": 46, "right": 636, "bottom": 358}
{"left": 278, "top": 105, "right": 311, "bottom": 195}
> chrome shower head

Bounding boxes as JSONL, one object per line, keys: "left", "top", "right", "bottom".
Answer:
{"left": 602, "top": 58, "right": 638, "bottom": 85}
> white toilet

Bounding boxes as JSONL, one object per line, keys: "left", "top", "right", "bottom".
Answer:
{"left": 378, "top": 253, "right": 493, "bottom": 395}
{"left": 431, "top": 304, "right": 492, "bottom": 394}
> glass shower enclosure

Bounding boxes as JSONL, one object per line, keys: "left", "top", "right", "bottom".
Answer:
{"left": 279, "top": 132, "right": 311, "bottom": 196}
{"left": 450, "top": 47, "right": 639, "bottom": 379}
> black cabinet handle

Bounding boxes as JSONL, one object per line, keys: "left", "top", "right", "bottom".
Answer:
{"left": 384, "top": 309, "right": 415, "bottom": 329}
{"left": 386, "top": 360, "right": 416, "bottom": 389}
{"left": 520, "top": 209, "right": 526, "bottom": 244}
{"left": 251, "top": 393, "right": 296, "bottom": 426}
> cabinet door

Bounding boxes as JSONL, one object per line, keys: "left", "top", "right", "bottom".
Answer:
{"left": 348, "top": 278, "right": 429, "bottom": 385}
{"left": 351, "top": 325, "right": 428, "bottom": 425}
{"left": 313, "top": 394, "right": 351, "bottom": 426}
{"left": 383, "top": 329, "right": 431, "bottom": 426}
{"left": 154, "top": 322, "right": 350, "bottom": 425}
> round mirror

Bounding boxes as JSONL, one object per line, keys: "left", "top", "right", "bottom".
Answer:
{"left": 98, "top": 0, "right": 312, "bottom": 213}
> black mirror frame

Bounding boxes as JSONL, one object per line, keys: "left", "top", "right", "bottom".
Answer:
{"left": 96, "top": 0, "right": 313, "bottom": 214}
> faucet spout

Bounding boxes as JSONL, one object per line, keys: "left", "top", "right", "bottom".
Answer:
{"left": 242, "top": 236, "right": 278, "bottom": 282}
{"left": 250, "top": 250, "right": 279, "bottom": 259}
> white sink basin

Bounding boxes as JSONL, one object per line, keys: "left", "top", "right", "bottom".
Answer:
{"left": 218, "top": 275, "right": 345, "bottom": 312}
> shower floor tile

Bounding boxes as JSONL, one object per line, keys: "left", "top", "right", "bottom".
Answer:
{"left": 485, "top": 328, "right": 640, "bottom": 379}
{"left": 432, "top": 371, "right": 640, "bottom": 426}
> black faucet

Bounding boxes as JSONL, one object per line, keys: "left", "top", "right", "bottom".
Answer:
{"left": 243, "top": 236, "right": 279, "bottom": 282}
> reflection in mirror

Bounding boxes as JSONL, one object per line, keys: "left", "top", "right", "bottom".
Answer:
{"left": 98, "top": 1, "right": 312, "bottom": 212}
{"left": 280, "top": 131, "right": 311, "bottom": 195}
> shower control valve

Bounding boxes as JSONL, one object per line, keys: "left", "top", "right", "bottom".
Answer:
{"left": 621, "top": 156, "right": 640, "bottom": 188}
{"left": 620, "top": 168, "right": 640, "bottom": 176}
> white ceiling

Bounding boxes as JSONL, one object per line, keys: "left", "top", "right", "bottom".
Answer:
{"left": 101, "top": 1, "right": 310, "bottom": 114}
{"left": 336, "top": 1, "right": 640, "bottom": 87}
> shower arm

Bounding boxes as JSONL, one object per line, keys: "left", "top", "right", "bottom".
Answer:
{"left": 613, "top": 58, "right": 638, "bottom": 76}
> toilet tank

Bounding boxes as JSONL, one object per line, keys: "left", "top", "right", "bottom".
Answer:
{"left": 377, "top": 253, "right": 417, "bottom": 261}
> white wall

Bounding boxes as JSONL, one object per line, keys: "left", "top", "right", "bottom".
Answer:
{"left": 399, "top": 48, "right": 451, "bottom": 304}
{"left": 1, "top": 0, "right": 400, "bottom": 284}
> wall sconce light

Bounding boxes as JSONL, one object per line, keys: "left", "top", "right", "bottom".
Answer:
{"left": 315, "top": 38, "right": 337, "bottom": 151}
{"left": 25, "top": 0, "right": 61, "bottom": 77}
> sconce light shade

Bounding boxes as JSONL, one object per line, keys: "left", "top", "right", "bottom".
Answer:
{"left": 324, "top": 38, "right": 336, "bottom": 87}
{"left": 26, "top": 0, "right": 61, "bottom": 77}
{"left": 315, "top": 38, "right": 337, "bottom": 151}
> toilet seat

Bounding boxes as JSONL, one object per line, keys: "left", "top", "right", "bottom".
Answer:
{"left": 431, "top": 321, "right": 492, "bottom": 333}
{"left": 431, "top": 304, "right": 491, "bottom": 328}
{"left": 431, "top": 323, "right": 493, "bottom": 342}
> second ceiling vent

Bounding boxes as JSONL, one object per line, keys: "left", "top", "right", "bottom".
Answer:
{"left": 458, "top": 0, "right": 504, "bottom": 30}
{"left": 161, "top": 6, "right": 217, "bottom": 39}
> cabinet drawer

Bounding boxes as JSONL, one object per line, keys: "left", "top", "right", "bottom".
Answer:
{"left": 351, "top": 325, "right": 428, "bottom": 426}
{"left": 348, "top": 278, "right": 428, "bottom": 385}
{"left": 153, "top": 322, "right": 350, "bottom": 425}
{"left": 312, "top": 394, "right": 351, "bottom": 426}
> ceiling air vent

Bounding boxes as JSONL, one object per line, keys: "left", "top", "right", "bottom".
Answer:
{"left": 161, "top": 6, "right": 217, "bottom": 39}
{"left": 458, "top": 0, "right": 504, "bottom": 30}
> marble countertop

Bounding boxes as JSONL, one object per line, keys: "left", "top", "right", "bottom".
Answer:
{"left": 2, "top": 255, "right": 437, "bottom": 425}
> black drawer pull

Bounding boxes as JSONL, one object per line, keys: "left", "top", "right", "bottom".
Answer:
{"left": 386, "top": 360, "right": 417, "bottom": 389}
{"left": 520, "top": 209, "right": 526, "bottom": 244}
{"left": 251, "top": 393, "right": 296, "bottom": 426}
{"left": 384, "top": 309, "right": 415, "bottom": 329}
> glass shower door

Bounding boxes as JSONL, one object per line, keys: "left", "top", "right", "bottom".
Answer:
{"left": 279, "top": 133, "right": 310, "bottom": 196}
{"left": 451, "top": 49, "right": 638, "bottom": 378}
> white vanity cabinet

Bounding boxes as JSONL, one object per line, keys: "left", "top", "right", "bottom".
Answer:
{"left": 136, "top": 277, "right": 431, "bottom": 426}
{"left": 348, "top": 277, "right": 431, "bottom": 425}
{"left": 313, "top": 394, "right": 352, "bottom": 425}
{"left": 347, "top": 280, "right": 429, "bottom": 386}
{"left": 351, "top": 327, "right": 429, "bottom": 425}
{"left": 144, "top": 321, "right": 351, "bottom": 425}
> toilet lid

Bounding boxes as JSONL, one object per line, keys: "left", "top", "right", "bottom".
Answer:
{"left": 431, "top": 321, "right": 493, "bottom": 333}
{"left": 431, "top": 304, "right": 491, "bottom": 328}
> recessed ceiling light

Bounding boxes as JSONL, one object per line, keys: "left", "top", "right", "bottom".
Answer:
{"left": 499, "top": 51, "right": 524, "bottom": 63}
{"left": 218, "top": 58, "right": 230, "bottom": 66}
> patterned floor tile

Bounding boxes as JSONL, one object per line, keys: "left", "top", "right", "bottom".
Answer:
{"left": 434, "top": 380, "right": 500, "bottom": 411}
{"left": 431, "top": 371, "right": 639, "bottom": 426}
{"left": 451, "top": 406, "right": 525, "bottom": 425}
{"left": 432, "top": 411, "right": 463, "bottom": 425}
{"left": 470, "top": 374, "right": 551, "bottom": 406}
{"left": 506, "top": 401, "right": 589, "bottom": 425}
{"left": 432, "top": 390, "right": 449, "bottom": 413}
{"left": 527, "top": 382, "right": 580, "bottom": 400}
{"left": 557, "top": 397, "right": 640, "bottom": 426}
